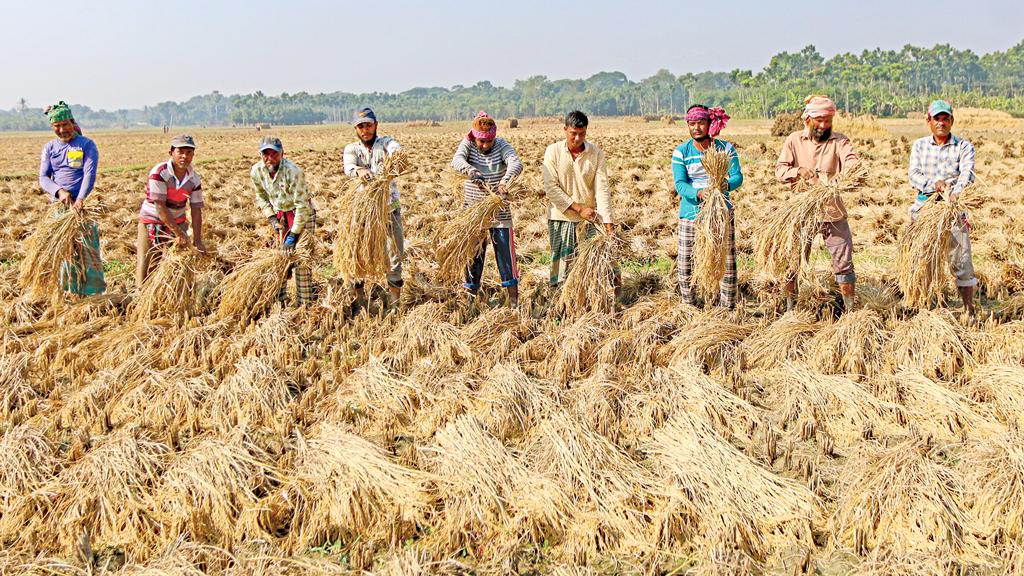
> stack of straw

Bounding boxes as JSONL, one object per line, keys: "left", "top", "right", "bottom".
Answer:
{"left": 130, "top": 247, "right": 205, "bottom": 324}
{"left": 216, "top": 249, "right": 295, "bottom": 324}
{"left": 691, "top": 147, "right": 732, "bottom": 298}
{"left": 333, "top": 151, "right": 411, "bottom": 283}
{"left": 434, "top": 176, "right": 530, "bottom": 284}
{"left": 556, "top": 221, "right": 624, "bottom": 317}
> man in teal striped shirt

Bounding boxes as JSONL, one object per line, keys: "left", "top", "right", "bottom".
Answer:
{"left": 671, "top": 105, "right": 743, "bottom": 309}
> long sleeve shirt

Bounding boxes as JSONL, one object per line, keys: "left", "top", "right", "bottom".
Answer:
{"left": 250, "top": 158, "right": 312, "bottom": 234}
{"left": 450, "top": 136, "right": 523, "bottom": 227}
{"left": 38, "top": 135, "right": 99, "bottom": 202}
{"left": 343, "top": 136, "right": 402, "bottom": 208}
{"left": 775, "top": 129, "right": 859, "bottom": 223}
{"left": 139, "top": 161, "right": 203, "bottom": 225}
{"left": 671, "top": 139, "right": 743, "bottom": 221}
{"left": 908, "top": 134, "right": 975, "bottom": 205}
{"left": 542, "top": 140, "right": 614, "bottom": 224}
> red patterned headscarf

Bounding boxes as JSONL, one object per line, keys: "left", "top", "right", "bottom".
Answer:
{"left": 685, "top": 106, "right": 730, "bottom": 137}
{"left": 468, "top": 111, "right": 497, "bottom": 140}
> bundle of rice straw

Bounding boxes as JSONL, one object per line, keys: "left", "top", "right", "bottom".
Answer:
{"left": 895, "top": 189, "right": 982, "bottom": 308}
{"left": 333, "top": 150, "right": 411, "bottom": 283}
{"left": 17, "top": 205, "right": 102, "bottom": 303}
{"left": 434, "top": 176, "right": 529, "bottom": 284}
{"left": 130, "top": 246, "right": 204, "bottom": 324}
{"left": 216, "top": 249, "right": 294, "bottom": 324}
{"left": 555, "top": 223, "right": 625, "bottom": 317}
{"left": 754, "top": 164, "right": 868, "bottom": 283}
{"left": 691, "top": 147, "right": 732, "bottom": 298}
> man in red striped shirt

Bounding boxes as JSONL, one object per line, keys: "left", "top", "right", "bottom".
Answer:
{"left": 135, "top": 134, "right": 206, "bottom": 287}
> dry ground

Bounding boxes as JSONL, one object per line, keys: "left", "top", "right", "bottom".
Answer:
{"left": 1, "top": 117, "right": 1023, "bottom": 575}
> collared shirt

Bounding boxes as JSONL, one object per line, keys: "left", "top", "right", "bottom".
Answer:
{"left": 908, "top": 134, "right": 974, "bottom": 205}
{"left": 342, "top": 136, "right": 402, "bottom": 207}
{"left": 451, "top": 136, "right": 523, "bottom": 227}
{"left": 250, "top": 158, "right": 312, "bottom": 234}
{"left": 542, "top": 140, "right": 614, "bottom": 223}
{"left": 139, "top": 161, "right": 203, "bottom": 224}
{"left": 775, "top": 129, "right": 859, "bottom": 222}
{"left": 671, "top": 138, "right": 743, "bottom": 221}
{"left": 38, "top": 135, "right": 99, "bottom": 202}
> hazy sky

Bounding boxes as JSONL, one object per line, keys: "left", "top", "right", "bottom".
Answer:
{"left": 3, "top": 0, "right": 1020, "bottom": 110}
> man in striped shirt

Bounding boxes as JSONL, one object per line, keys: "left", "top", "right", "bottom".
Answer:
{"left": 450, "top": 112, "right": 524, "bottom": 306}
{"left": 908, "top": 99, "right": 978, "bottom": 315}
{"left": 136, "top": 134, "right": 205, "bottom": 288}
{"left": 251, "top": 136, "right": 317, "bottom": 305}
{"left": 672, "top": 105, "right": 743, "bottom": 309}
{"left": 343, "top": 107, "right": 405, "bottom": 308}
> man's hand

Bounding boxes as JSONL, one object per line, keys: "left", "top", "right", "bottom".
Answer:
{"left": 797, "top": 167, "right": 816, "bottom": 181}
{"left": 496, "top": 184, "right": 508, "bottom": 198}
{"left": 174, "top": 232, "right": 189, "bottom": 248}
{"left": 934, "top": 179, "right": 948, "bottom": 195}
{"left": 697, "top": 189, "right": 705, "bottom": 201}
{"left": 268, "top": 215, "right": 283, "bottom": 234}
{"left": 57, "top": 189, "right": 72, "bottom": 206}
{"left": 577, "top": 205, "right": 596, "bottom": 222}
{"left": 604, "top": 222, "right": 616, "bottom": 237}
{"left": 282, "top": 232, "right": 299, "bottom": 255}
{"left": 71, "top": 198, "right": 84, "bottom": 213}
{"left": 356, "top": 168, "right": 374, "bottom": 181}
{"left": 948, "top": 191, "right": 960, "bottom": 204}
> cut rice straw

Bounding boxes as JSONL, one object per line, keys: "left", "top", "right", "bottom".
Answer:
{"left": 18, "top": 205, "right": 103, "bottom": 305}
{"left": 333, "top": 150, "right": 411, "bottom": 284}
{"left": 555, "top": 221, "right": 624, "bottom": 317}
{"left": 691, "top": 147, "right": 732, "bottom": 298}
{"left": 130, "top": 246, "right": 204, "bottom": 324}
{"left": 216, "top": 249, "right": 294, "bottom": 325}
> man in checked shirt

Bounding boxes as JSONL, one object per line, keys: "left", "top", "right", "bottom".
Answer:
{"left": 908, "top": 99, "right": 979, "bottom": 316}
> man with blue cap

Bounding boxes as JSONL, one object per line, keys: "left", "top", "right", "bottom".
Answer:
{"left": 342, "top": 107, "right": 406, "bottom": 309}
{"left": 251, "top": 136, "right": 317, "bottom": 305}
{"left": 908, "top": 99, "right": 978, "bottom": 316}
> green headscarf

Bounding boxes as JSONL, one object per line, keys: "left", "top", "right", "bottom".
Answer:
{"left": 45, "top": 101, "right": 74, "bottom": 124}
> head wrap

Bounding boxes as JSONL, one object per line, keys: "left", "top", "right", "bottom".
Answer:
{"left": 44, "top": 101, "right": 74, "bottom": 124}
{"left": 707, "top": 107, "right": 730, "bottom": 137}
{"left": 802, "top": 94, "right": 837, "bottom": 119}
{"left": 685, "top": 107, "right": 710, "bottom": 122}
{"left": 468, "top": 111, "right": 497, "bottom": 140}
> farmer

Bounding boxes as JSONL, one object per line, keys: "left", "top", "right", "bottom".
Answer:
{"left": 542, "top": 110, "right": 617, "bottom": 289}
{"left": 136, "top": 134, "right": 205, "bottom": 287}
{"left": 907, "top": 99, "right": 978, "bottom": 315}
{"left": 672, "top": 105, "right": 743, "bottom": 309}
{"left": 343, "top": 107, "right": 405, "bottom": 309}
{"left": 38, "top": 101, "right": 105, "bottom": 295}
{"left": 251, "top": 136, "right": 316, "bottom": 305}
{"left": 450, "top": 111, "right": 524, "bottom": 306}
{"left": 775, "top": 94, "right": 859, "bottom": 312}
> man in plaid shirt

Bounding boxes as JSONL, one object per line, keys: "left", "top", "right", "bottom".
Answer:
{"left": 908, "top": 99, "right": 978, "bottom": 315}
{"left": 251, "top": 136, "right": 317, "bottom": 305}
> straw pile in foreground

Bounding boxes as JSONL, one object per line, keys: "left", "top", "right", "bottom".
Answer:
{"left": 333, "top": 151, "right": 410, "bottom": 283}
{"left": 18, "top": 206, "right": 102, "bottom": 302}
{"left": 131, "top": 247, "right": 205, "bottom": 323}
{"left": 691, "top": 147, "right": 732, "bottom": 299}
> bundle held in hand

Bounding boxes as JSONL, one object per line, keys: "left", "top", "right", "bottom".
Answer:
{"left": 754, "top": 164, "right": 868, "bottom": 283}
{"left": 18, "top": 206, "right": 105, "bottom": 301}
{"left": 434, "top": 176, "right": 529, "bottom": 284}
{"left": 691, "top": 148, "right": 732, "bottom": 297}
{"left": 333, "top": 151, "right": 411, "bottom": 283}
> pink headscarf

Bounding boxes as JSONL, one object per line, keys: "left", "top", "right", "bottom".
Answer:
{"left": 684, "top": 106, "right": 730, "bottom": 137}
{"left": 802, "top": 94, "right": 837, "bottom": 119}
{"left": 468, "top": 111, "right": 497, "bottom": 140}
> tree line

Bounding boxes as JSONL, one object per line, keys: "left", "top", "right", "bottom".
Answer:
{"left": 4, "top": 41, "right": 1023, "bottom": 131}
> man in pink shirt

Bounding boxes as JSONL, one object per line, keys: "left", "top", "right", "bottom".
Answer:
{"left": 775, "top": 95, "right": 860, "bottom": 312}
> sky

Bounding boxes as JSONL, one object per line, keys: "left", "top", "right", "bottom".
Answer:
{"left": 2, "top": 0, "right": 1021, "bottom": 111}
